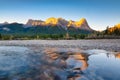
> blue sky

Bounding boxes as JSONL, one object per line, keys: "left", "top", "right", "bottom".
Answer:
{"left": 0, "top": 0, "right": 120, "bottom": 30}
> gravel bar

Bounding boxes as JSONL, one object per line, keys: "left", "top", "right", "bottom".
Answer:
{"left": 0, "top": 39, "right": 120, "bottom": 52}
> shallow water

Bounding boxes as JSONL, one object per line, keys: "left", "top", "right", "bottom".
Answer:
{"left": 0, "top": 46, "right": 120, "bottom": 80}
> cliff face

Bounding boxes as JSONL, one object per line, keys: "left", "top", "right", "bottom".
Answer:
{"left": 26, "top": 17, "right": 93, "bottom": 31}
{"left": 26, "top": 19, "right": 45, "bottom": 26}
{"left": 68, "top": 18, "right": 92, "bottom": 31}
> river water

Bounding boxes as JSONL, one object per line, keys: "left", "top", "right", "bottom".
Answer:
{"left": 0, "top": 46, "right": 120, "bottom": 80}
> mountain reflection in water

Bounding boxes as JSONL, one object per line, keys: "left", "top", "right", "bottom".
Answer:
{"left": 0, "top": 46, "right": 120, "bottom": 80}
{"left": 44, "top": 48, "right": 90, "bottom": 80}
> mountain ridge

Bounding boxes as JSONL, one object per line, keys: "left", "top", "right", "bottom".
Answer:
{"left": 0, "top": 18, "right": 95, "bottom": 36}
{"left": 26, "top": 17, "right": 93, "bottom": 31}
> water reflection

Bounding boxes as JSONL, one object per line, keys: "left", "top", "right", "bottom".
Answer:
{"left": 0, "top": 46, "right": 120, "bottom": 80}
{"left": 66, "top": 53, "right": 89, "bottom": 80}
{"left": 115, "top": 52, "right": 120, "bottom": 59}
{"left": 43, "top": 48, "right": 90, "bottom": 80}
{"left": 40, "top": 48, "right": 120, "bottom": 80}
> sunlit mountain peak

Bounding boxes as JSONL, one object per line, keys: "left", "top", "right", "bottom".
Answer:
{"left": 80, "top": 18, "right": 87, "bottom": 22}
{"left": 67, "top": 20, "right": 75, "bottom": 27}
{"left": 25, "top": 17, "right": 93, "bottom": 31}
{"left": 46, "top": 17, "right": 58, "bottom": 25}
{"left": 75, "top": 18, "right": 87, "bottom": 27}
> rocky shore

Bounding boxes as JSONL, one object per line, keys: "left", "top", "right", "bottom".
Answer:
{"left": 0, "top": 39, "right": 120, "bottom": 52}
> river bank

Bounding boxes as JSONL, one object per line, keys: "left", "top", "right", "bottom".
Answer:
{"left": 0, "top": 39, "right": 120, "bottom": 52}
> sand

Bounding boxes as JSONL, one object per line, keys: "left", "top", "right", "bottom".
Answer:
{"left": 0, "top": 39, "right": 120, "bottom": 52}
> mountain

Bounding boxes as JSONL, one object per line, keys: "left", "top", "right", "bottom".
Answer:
{"left": 0, "top": 18, "right": 94, "bottom": 37}
{"left": 46, "top": 17, "right": 68, "bottom": 29}
{"left": 68, "top": 18, "right": 92, "bottom": 31}
{"left": 25, "top": 17, "right": 93, "bottom": 31}
{"left": 26, "top": 19, "right": 45, "bottom": 26}
{"left": 0, "top": 22, "right": 9, "bottom": 26}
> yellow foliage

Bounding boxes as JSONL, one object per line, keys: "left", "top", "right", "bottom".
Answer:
{"left": 107, "top": 23, "right": 120, "bottom": 35}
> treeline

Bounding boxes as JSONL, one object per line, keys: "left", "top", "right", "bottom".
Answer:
{"left": 0, "top": 23, "right": 92, "bottom": 40}
{"left": 104, "top": 24, "right": 120, "bottom": 35}
{"left": 0, "top": 33, "right": 88, "bottom": 40}
{"left": 86, "top": 24, "right": 120, "bottom": 39}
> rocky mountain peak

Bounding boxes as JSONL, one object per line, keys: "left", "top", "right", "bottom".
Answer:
{"left": 75, "top": 18, "right": 87, "bottom": 27}
{"left": 25, "top": 17, "right": 93, "bottom": 31}
{"left": 26, "top": 19, "right": 45, "bottom": 26}
{"left": 46, "top": 17, "right": 58, "bottom": 25}
{"left": 74, "top": 18, "right": 92, "bottom": 30}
